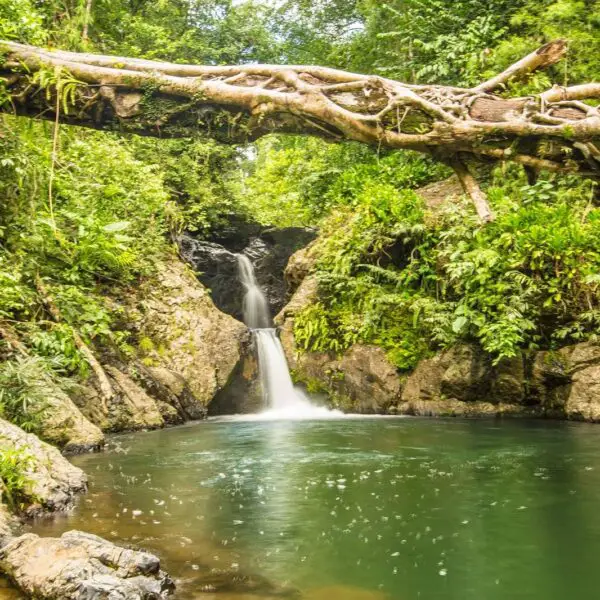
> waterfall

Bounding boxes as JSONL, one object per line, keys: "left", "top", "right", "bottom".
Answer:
{"left": 237, "top": 254, "right": 324, "bottom": 416}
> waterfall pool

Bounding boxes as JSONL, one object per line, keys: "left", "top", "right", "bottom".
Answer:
{"left": 22, "top": 416, "right": 600, "bottom": 599}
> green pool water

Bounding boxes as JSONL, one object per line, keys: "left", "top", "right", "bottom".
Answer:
{"left": 23, "top": 417, "right": 600, "bottom": 599}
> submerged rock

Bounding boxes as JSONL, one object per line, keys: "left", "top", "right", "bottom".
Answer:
{"left": 0, "top": 531, "right": 174, "bottom": 599}
{"left": 0, "top": 419, "right": 87, "bottom": 514}
{"left": 193, "top": 566, "right": 299, "bottom": 597}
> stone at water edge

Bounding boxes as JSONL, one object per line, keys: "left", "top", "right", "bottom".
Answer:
{"left": 0, "top": 419, "right": 87, "bottom": 514}
{"left": 0, "top": 531, "right": 175, "bottom": 599}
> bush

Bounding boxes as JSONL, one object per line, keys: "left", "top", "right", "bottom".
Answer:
{"left": 0, "top": 446, "right": 34, "bottom": 511}
{"left": 294, "top": 167, "right": 600, "bottom": 368}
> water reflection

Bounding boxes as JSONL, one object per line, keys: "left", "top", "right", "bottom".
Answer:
{"left": 23, "top": 418, "right": 600, "bottom": 600}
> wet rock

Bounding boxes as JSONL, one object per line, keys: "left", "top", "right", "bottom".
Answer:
{"left": 248, "top": 227, "right": 317, "bottom": 316}
{"left": 125, "top": 258, "right": 248, "bottom": 413}
{"left": 208, "top": 347, "right": 263, "bottom": 415}
{"left": 0, "top": 531, "right": 174, "bottom": 599}
{"left": 178, "top": 236, "right": 242, "bottom": 319}
{"left": 0, "top": 419, "right": 87, "bottom": 514}
{"left": 143, "top": 365, "right": 206, "bottom": 420}
{"left": 179, "top": 227, "right": 317, "bottom": 321}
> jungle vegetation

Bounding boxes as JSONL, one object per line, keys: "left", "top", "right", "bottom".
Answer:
{"left": 0, "top": 0, "right": 599, "bottom": 403}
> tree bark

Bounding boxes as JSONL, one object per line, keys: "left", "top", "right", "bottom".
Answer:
{"left": 1, "top": 39, "right": 599, "bottom": 218}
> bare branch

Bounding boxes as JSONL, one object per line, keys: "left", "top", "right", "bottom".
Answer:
{"left": 541, "top": 83, "right": 600, "bottom": 103}
{"left": 449, "top": 155, "right": 495, "bottom": 222}
{"left": 474, "top": 39, "right": 568, "bottom": 93}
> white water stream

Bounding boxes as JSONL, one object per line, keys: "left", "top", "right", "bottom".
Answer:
{"left": 237, "top": 254, "right": 335, "bottom": 418}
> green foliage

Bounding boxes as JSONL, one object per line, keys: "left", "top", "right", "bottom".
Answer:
{"left": 295, "top": 167, "right": 600, "bottom": 368}
{"left": 0, "top": 357, "right": 53, "bottom": 433}
{"left": 0, "top": 0, "right": 47, "bottom": 44}
{"left": 243, "top": 137, "right": 448, "bottom": 226}
{"left": 0, "top": 446, "right": 34, "bottom": 511}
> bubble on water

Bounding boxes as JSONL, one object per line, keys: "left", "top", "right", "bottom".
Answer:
{"left": 439, "top": 569, "right": 447, "bottom": 576}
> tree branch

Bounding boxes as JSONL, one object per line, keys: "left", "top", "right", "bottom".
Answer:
{"left": 474, "top": 39, "right": 568, "bottom": 93}
{"left": 449, "top": 155, "right": 495, "bottom": 222}
{"left": 0, "top": 39, "right": 598, "bottom": 198}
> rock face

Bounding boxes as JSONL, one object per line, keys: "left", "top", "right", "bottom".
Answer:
{"left": 277, "top": 276, "right": 400, "bottom": 413}
{"left": 398, "top": 345, "right": 536, "bottom": 417}
{"left": 0, "top": 531, "right": 174, "bottom": 599}
{"left": 26, "top": 377, "right": 104, "bottom": 454}
{"left": 278, "top": 241, "right": 600, "bottom": 420}
{"left": 531, "top": 343, "right": 600, "bottom": 421}
{"left": 179, "top": 226, "right": 317, "bottom": 321}
{"left": 126, "top": 258, "right": 248, "bottom": 414}
{"left": 0, "top": 419, "right": 87, "bottom": 514}
{"left": 0, "top": 505, "right": 13, "bottom": 547}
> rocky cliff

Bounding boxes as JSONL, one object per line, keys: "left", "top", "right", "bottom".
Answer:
{"left": 178, "top": 225, "right": 316, "bottom": 320}
{"left": 277, "top": 243, "right": 600, "bottom": 422}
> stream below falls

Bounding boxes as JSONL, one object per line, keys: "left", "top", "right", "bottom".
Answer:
{"left": 12, "top": 416, "right": 600, "bottom": 599}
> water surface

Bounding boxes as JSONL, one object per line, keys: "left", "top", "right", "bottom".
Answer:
{"left": 25, "top": 417, "right": 600, "bottom": 599}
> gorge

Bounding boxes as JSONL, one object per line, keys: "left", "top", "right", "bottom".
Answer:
{"left": 2, "top": 1, "right": 600, "bottom": 599}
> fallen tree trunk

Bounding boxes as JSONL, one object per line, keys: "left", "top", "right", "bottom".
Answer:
{"left": 1, "top": 39, "right": 599, "bottom": 218}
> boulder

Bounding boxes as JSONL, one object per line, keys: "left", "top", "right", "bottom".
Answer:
{"left": 283, "top": 241, "right": 319, "bottom": 296}
{"left": 401, "top": 344, "right": 527, "bottom": 409}
{"left": 329, "top": 345, "right": 402, "bottom": 413}
{"left": 0, "top": 419, "right": 86, "bottom": 514}
{"left": 103, "top": 366, "right": 164, "bottom": 432}
{"left": 28, "top": 379, "right": 104, "bottom": 454}
{"left": 0, "top": 505, "right": 13, "bottom": 547}
{"left": 143, "top": 365, "right": 207, "bottom": 420}
{"left": 440, "top": 345, "right": 491, "bottom": 401}
{"left": 70, "top": 368, "right": 166, "bottom": 432}
{"left": 0, "top": 531, "right": 174, "bottom": 599}
{"left": 126, "top": 258, "right": 248, "bottom": 413}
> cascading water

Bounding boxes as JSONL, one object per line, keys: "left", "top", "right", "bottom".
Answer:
{"left": 237, "top": 254, "right": 331, "bottom": 417}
